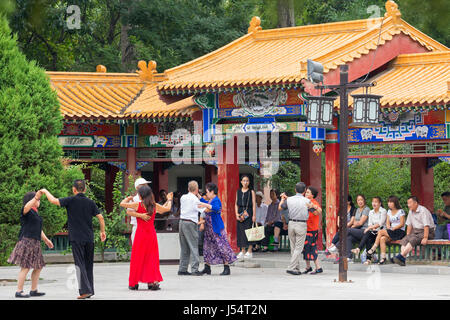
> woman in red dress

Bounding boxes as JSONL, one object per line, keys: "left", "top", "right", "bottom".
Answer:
{"left": 120, "top": 185, "right": 172, "bottom": 290}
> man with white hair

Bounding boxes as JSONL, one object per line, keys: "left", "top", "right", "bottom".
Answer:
{"left": 178, "top": 180, "right": 206, "bottom": 276}
{"left": 129, "top": 178, "right": 151, "bottom": 244}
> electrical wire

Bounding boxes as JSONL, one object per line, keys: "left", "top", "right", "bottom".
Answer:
{"left": 358, "top": 15, "right": 385, "bottom": 84}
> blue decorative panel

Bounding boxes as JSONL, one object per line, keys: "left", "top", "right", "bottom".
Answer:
{"left": 348, "top": 124, "right": 446, "bottom": 143}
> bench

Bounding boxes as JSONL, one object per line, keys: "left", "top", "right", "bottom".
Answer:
{"left": 353, "top": 239, "right": 450, "bottom": 264}
{"left": 266, "top": 235, "right": 291, "bottom": 252}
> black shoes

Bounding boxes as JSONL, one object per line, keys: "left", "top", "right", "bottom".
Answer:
{"left": 128, "top": 284, "right": 139, "bottom": 290}
{"left": 310, "top": 268, "right": 323, "bottom": 274}
{"left": 200, "top": 264, "right": 211, "bottom": 275}
{"left": 191, "top": 271, "right": 204, "bottom": 276}
{"left": 15, "top": 291, "right": 30, "bottom": 298}
{"left": 220, "top": 265, "right": 230, "bottom": 276}
{"left": 29, "top": 290, "right": 45, "bottom": 297}
{"left": 303, "top": 267, "right": 313, "bottom": 274}
{"left": 148, "top": 283, "right": 161, "bottom": 290}
{"left": 177, "top": 271, "right": 192, "bottom": 275}
{"left": 393, "top": 254, "right": 406, "bottom": 266}
{"left": 286, "top": 270, "right": 301, "bottom": 275}
{"left": 15, "top": 290, "right": 46, "bottom": 298}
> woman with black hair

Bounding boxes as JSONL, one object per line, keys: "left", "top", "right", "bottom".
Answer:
{"left": 351, "top": 196, "right": 387, "bottom": 264}
{"left": 235, "top": 175, "right": 256, "bottom": 260}
{"left": 366, "top": 196, "right": 406, "bottom": 264}
{"left": 326, "top": 195, "right": 356, "bottom": 255}
{"left": 120, "top": 185, "right": 173, "bottom": 290}
{"left": 8, "top": 190, "right": 54, "bottom": 298}
{"left": 198, "top": 183, "right": 237, "bottom": 275}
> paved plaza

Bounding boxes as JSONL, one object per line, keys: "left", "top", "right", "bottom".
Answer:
{"left": 1, "top": 253, "right": 449, "bottom": 300}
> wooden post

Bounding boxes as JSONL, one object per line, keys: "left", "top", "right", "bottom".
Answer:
{"left": 158, "top": 164, "right": 169, "bottom": 194}
{"left": 205, "top": 164, "right": 218, "bottom": 186}
{"left": 125, "top": 147, "right": 137, "bottom": 191}
{"left": 217, "top": 136, "right": 239, "bottom": 252}
{"left": 337, "top": 64, "right": 350, "bottom": 282}
{"left": 325, "top": 141, "right": 339, "bottom": 250}
{"left": 82, "top": 168, "right": 92, "bottom": 181}
{"left": 411, "top": 158, "right": 434, "bottom": 212}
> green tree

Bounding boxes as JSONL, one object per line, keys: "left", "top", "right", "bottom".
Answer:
{"left": 348, "top": 158, "right": 411, "bottom": 209}
{"left": 0, "top": 14, "right": 77, "bottom": 264}
{"left": 268, "top": 161, "right": 301, "bottom": 195}
{"left": 434, "top": 161, "right": 450, "bottom": 211}
{"left": 89, "top": 172, "right": 131, "bottom": 262}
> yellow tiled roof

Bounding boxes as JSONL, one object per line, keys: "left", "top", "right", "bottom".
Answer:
{"left": 48, "top": 62, "right": 197, "bottom": 120}
{"left": 49, "top": 72, "right": 145, "bottom": 119}
{"left": 158, "top": 2, "right": 448, "bottom": 92}
{"left": 349, "top": 51, "right": 450, "bottom": 108}
{"left": 124, "top": 85, "right": 197, "bottom": 118}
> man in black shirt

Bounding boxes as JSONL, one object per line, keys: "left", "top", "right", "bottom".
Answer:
{"left": 42, "top": 179, "right": 106, "bottom": 299}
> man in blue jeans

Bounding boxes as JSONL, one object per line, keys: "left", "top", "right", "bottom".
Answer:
{"left": 435, "top": 191, "right": 450, "bottom": 240}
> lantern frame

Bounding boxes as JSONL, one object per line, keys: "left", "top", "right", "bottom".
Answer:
{"left": 350, "top": 93, "right": 383, "bottom": 128}
{"left": 305, "top": 95, "right": 337, "bottom": 129}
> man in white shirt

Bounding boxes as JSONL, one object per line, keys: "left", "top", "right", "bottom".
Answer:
{"left": 255, "top": 191, "right": 268, "bottom": 226}
{"left": 394, "top": 196, "right": 436, "bottom": 266}
{"left": 128, "top": 178, "right": 151, "bottom": 244}
{"left": 178, "top": 181, "right": 206, "bottom": 276}
{"left": 279, "top": 182, "right": 315, "bottom": 275}
{"left": 254, "top": 191, "right": 268, "bottom": 251}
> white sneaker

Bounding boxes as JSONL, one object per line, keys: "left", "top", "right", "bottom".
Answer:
{"left": 237, "top": 252, "right": 244, "bottom": 260}
{"left": 328, "top": 245, "right": 338, "bottom": 254}
{"left": 244, "top": 252, "right": 253, "bottom": 260}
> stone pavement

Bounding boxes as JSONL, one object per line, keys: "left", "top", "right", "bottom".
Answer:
{"left": 1, "top": 252, "right": 449, "bottom": 300}
{"left": 235, "top": 251, "right": 450, "bottom": 275}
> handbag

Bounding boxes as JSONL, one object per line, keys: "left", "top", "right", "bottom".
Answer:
{"left": 245, "top": 222, "right": 265, "bottom": 242}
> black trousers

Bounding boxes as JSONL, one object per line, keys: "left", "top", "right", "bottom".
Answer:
{"left": 71, "top": 241, "right": 95, "bottom": 295}
{"left": 357, "top": 231, "right": 377, "bottom": 251}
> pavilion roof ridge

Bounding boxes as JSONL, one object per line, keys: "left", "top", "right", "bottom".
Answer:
{"left": 157, "top": 2, "right": 449, "bottom": 92}
{"left": 393, "top": 51, "right": 450, "bottom": 66}
{"left": 253, "top": 17, "right": 378, "bottom": 41}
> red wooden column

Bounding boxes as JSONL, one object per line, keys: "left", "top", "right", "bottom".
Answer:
{"left": 82, "top": 168, "right": 92, "bottom": 181}
{"left": 217, "top": 136, "right": 239, "bottom": 252}
{"left": 325, "top": 140, "right": 340, "bottom": 249}
{"left": 159, "top": 164, "right": 169, "bottom": 193}
{"left": 300, "top": 139, "right": 323, "bottom": 249}
{"left": 205, "top": 164, "right": 218, "bottom": 186}
{"left": 411, "top": 157, "right": 434, "bottom": 212}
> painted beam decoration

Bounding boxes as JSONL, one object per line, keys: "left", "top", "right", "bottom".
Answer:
{"left": 62, "top": 123, "right": 120, "bottom": 136}
{"left": 58, "top": 135, "right": 121, "bottom": 147}
{"left": 137, "top": 121, "right": 201, "bottom": 147}
{"left": 217, "top": 121, "right": 306, "bottom": 134}
{"left": 218, "top": 89, "right": 305, "bottom": 118}
{"left": 348, "top": 111, "right": 448, "bottom": 143}
{"left": 348, "top": 124, "right": 447, "bottom": 143}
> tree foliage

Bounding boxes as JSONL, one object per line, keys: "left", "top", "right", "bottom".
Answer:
{"left": 0, "top": 14, "right": 78, "bottom": 264}
{"left": 348, "top": 158, "right": 411, "bottom": 209}
{"left": 8, "top": 0, "right": 446, "bottom": 73}
{"left": 268, "top": 161, "right": 301, "bottom": 196}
